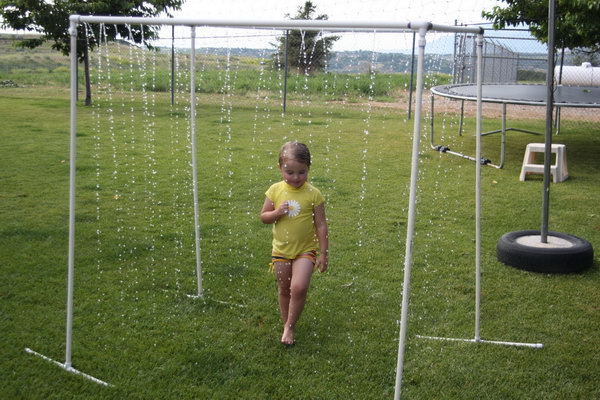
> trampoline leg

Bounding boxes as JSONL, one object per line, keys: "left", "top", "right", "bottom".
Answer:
{"left": 499, "top": 103, "right": 507, "bottom": 169}
{"left": 458, "top": 99, "right": 465, "bottom": 136}
{"left": 429, "top": 93, "right": 435, "bottom": 148}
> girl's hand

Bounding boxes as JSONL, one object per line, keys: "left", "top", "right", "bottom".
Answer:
{"left": 260, "top": 198, "right": 289, "bottom": 224}
{"left": 277, "top": 201, "right": 289, "bottom": 217}
{"left": 315, "top": 253, "right": 328, "bottom": 273}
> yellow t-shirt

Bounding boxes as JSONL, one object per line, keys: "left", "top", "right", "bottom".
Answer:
{"left": 265, "top": 181, "right": 325, "bottom": 259}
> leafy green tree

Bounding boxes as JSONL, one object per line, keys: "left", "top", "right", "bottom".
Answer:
{"left": 0, "top": 0, "right": 183, "bottom": 105}
{"left": 572, "top": 48, "right": 600, "bottom": 66}
{"left": 482, "top": 0, "right": 600, "bottom": 57}
{"left": 274, "top": 1, "right": 339, "bottom": 75}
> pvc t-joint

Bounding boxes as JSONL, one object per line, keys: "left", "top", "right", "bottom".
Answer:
{"left": 68, "top": 15, "right": 80, "bottom": 36}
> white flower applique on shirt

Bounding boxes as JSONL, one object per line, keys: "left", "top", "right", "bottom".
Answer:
{"left": 286, "top": 199, "right": 301, "bottom": 217}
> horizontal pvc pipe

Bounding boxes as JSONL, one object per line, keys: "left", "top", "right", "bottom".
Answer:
{"left": 25, "top": 348, "right": 112, "bottom": 386}
{"left": 70, "top": 15, "right": 483, "bottom": 34}
{"left": 416, "top": 335, "right": 543, "bottom": 349}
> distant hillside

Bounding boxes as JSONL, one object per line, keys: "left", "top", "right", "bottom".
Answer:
{"left": 173, "top": 47, "right": 454, "bottom": 74}
{"left": 2, "top": 32, "right": 579, "bottom": 80}
{"left": 0, "top": 34, "right": 69, "bottom": 73}
{"left": 2, "top": 34, "right": 433, "bottom": 74}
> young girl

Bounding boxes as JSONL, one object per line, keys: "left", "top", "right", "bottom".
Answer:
{"left": 260, "top": 141, "right": 329, "bottom": 346}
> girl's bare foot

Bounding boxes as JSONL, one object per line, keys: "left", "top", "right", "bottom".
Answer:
{"left": 281, "top": 325, "right": 295, "bottom": 346}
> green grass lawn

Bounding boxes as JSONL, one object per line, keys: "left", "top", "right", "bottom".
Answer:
{"left": 1, "top": 84, "right": 599, "bottom": 399}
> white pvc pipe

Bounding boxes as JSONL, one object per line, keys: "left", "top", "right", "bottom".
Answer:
{"left": 394, "top": 26, "right": 428, "bottom": 400}
{"left": 415, "top": 335, "right": 543, "bottom": 348}
{"left": 474, "top": 34, "right": 483, "bottom": 341}
{"left": 25, "top": 19, "right": 111, "bottom": 388}
{"left": 417, "top": 32, "right": 543, "bottom": 352}
{"left": 70, "top": 15, "right": 483, "bottom": 34}
{"left": 66, "top": 19, "right": 78, "bottom": 369}
{"left": 25, "top": 348, "right": 112, "bottom": 386}
{"left": 190, "top": 26, "right": 204, "bottom": 298}
{"left": 55, "top": 14, "right": 487, "bottom": 392}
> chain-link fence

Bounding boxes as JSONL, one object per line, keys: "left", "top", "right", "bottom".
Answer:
{"left": 451, "top": 26, "right": 600, "bottom": 129}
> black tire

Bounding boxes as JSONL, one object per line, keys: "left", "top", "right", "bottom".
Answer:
{"left": 497, "top": 230, "right": 594, "bottom": 273}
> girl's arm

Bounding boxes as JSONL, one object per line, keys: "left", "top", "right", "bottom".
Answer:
{"left": 313, "top": 203, "right": 329, "bottom": 273}
{"left": 260, "top": 197, "right": 288, "bottom": 224}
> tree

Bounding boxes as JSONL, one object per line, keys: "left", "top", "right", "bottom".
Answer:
{"left": 482, "top": 0, "right": 600, "bottom": 56}
{"left": 572, "top": 48, "right": 600, "bottom": 66}
{"left": 274, "top": 1, "right": 339, "bottom": 75}
{"left": 0, "top": 0, "right": 183, "bottom": 105}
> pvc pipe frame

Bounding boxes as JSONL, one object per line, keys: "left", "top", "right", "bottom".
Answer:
{"left": 69, "top": 15, "right": 483, "bottom": 34}
{"left": 418, "top": 35, "right": 543, "bottom": 361}
{"left": 414, "top": 335, "right": 543, "bottom": 349}
{"left": 23, "top": 19, "right": 112, "bottom": 387}
{"left": 189, "top": 27, "right": 204, "bottom": 298}
{"left": 25, "top": 348, "right": 111, "bottom": 386}
{"left": 395, "top": 31, "right": 521, "bottom": 400}
{"left": 66, "top": 19, "right": 78, "bottom": 371}
{"left": 394, "top": 27, "right": 430, "bottom": 400}
{"left": 31, "top": 14, "right": 485, "bottom": 392}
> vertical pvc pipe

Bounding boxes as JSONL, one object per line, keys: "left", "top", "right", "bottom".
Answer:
{"left": 171, "top": 25, "right": 175, "bottom": 106}
{"left": 190, "top": 26, "right": 203, "bottom": 297}
{"left": 65, "top": 19, "right": 79, "bottom": 369}
{"left": 394, "top": 26, "right": 428, "bottom": 400}
{"left": 283, "top": 30, "right": 289, "bottom": 114}
{"left": 474, "top": 33, "right": 484, "bottom": 342}
{"left": 407, "top": 32, "right": 416, "bottom": 120}
{"left": 541, "top": 0, "right": 556, "bottom": 243}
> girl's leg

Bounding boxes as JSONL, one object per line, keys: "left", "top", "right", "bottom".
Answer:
{"left": 282, "top": 257, "right": 314, "bottom": 345}
{"left": 274, "top": 261, "right": 293, "bottom": 325}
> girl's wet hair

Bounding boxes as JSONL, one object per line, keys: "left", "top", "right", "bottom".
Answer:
{"left": 279, "top": 141, "right": 311, "bottom": 167}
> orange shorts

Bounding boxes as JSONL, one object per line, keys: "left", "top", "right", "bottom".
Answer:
{"left": 270, "top": 250, "right": 317, "bottom": 271}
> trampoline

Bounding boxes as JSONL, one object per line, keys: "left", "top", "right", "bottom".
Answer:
{"left": 430, "top": 83, "right": 600, "bottom": 168}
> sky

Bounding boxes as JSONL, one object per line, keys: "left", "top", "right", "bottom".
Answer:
{"left": 166, "top": 0, "right": 499, "bottom": 24}
{"left": 156, "top": 0, "right": 502, "bottom": 51}
{"left": 1, "top": 0, "right": 507, "bottom": 52}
